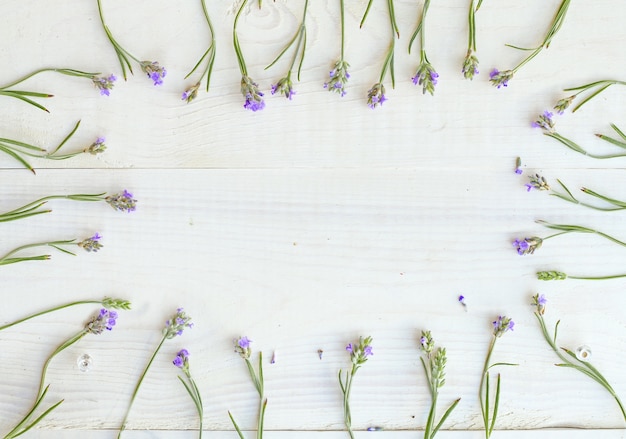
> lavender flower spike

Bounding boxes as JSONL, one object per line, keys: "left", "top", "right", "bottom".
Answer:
{"left": 271, "top": 77, "right": 296, "bottom": 100}
{"left": 324, "top": 60, "right": 350, "bottom": 97}
{"left": 93, "top": 74, "right": 117, "bottom": 96}
{"left": 78, "top": 233, "right": 103, "bottom": 252}
{"left": 234, "top": 336, "right": 252, "bottom": 359}
{"left": 513, "top": 237, "right": 542, "bottom": 255}
{"left": 140, "top": 61, "right": 167, "bottom": 86}
{"left": 532, "top": 111, "right": 555, "bottom": 132}
{"left": 412, "top": 63, "right": 439, "bottom": 96}
{"left": 492, "top": 315, "right": 515, "bottom": 337}
{"left": 164, "top": 308, "right": 193, "bottom": 339}
{"left": 366, "top": 83, "right": 386, "bottom": 109}
{"left": 105, "top": 190, "right": 137, "bottom": 213}
{"left": 489, "top": 68, "right": 513, "bottom": 89}
{"left": 182, "top": 83, "right": 200, "bottom": 103}
{"left": 85, "top": 137, "right": 107, "bottom": 155}
{"left": 86, "top": 308, "right": 118, "bottom": 334}
{"left": 241, "top": 75, "right": 265, "bottom": 111}
{"left": 173, "top": 349, "right": 190, "bottom": 369}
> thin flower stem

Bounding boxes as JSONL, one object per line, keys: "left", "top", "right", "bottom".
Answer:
{"left": 340, "top": 0, "right": 345, "bottom": 60}
{"left": 4, "top": 330, "right": 87, "bottom": 439}
{"left": 0, "top": 68, "right": 98, "bottom": 90}
{"left": 265, "top": 0, "right": 309, "bottom": 81}
{"left": 538, "top": 220, "right": 626, "bottom": 248}
{"left": 233, "top": 0, "right": 250, "bottom": 76}
{"left": 570, "top": 274, "right": 626, "bottom": 280}
{"left": 534, "top": 312, "right": 626, "bottom": 422}
{"left": 96, "top": 0, "right": 140, "bottom": 79}
{"left": 0, "top": 301, "right": 101, "bottom": 332}
{"left": 508, "top": 0, "right": 571, "bottom": 74}
{"left": 117, "top": 335, "right": 167, "bottom": 438}
{"left": 479, "top": 337, "right": 496, "bottom": 439}
{"left": 549, "top": 180, "right": 626, "bottom": 212}
{"left": 563, "top": 80, "right": 626, "bottom": 113}
{"left": 468, "top": 0, "right": 477, "bottom": 52}
{"left": 379, "top": 0, "right": 397, "bottom": 86}
{"left": 0, "top": 240, "right": 77, "bottom": 266}
{"left": 545, "top": 132, "right": 626, "bottom": 159}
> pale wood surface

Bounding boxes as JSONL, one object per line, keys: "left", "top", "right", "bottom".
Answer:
{"left": 1, "top": 0, "right": 625, "bottom": 437}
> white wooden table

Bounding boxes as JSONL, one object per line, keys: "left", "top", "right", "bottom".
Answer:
{"left": 1, "top": 0, "right": 625, "bottom": 437}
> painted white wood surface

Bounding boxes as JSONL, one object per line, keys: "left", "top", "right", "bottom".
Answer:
{"left": 1, "top": 0, "right": 625, "bottom": 437}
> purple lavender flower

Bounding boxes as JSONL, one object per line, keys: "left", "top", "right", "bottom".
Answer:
{"left": 489, "top": 68, "right": 513, "bottom": 89}
{"left": 532, "top": 111, "right": 555, "bottom": 132}
{"left": 271, "top": 77, "right": 296, "bottom": 100}
{"left": 526, "top": 173, "right": 550, "bottom": 191}
{"left": 78, "top": 233, "right": 103, "bottom": 252}
{"left": 92, "top": 74, "right": 116, "bottom": 96}
{"left": 367, "top": 83, "right": 386, "bottom": 109}
{"left": 492, "top": 315, "right": 514, "bottom": 337}
{"left": 85, "top": 137, "right": 107, "bottom": 155}
{"left": 533, "top": 293, "right": 548, "bottom": 315}
{"left": 515, "top": 167, "right": 523, "bottom": 175}
{"left": 85, "top": 308, "right": 118, "bottom": 334}
{"left": 105, "top": 190, "right": 137, "bottom": 213}
{"left": 513, "top": 237, "right": 544, "bottom": 255}
{"left": 140, "top": 61, "right": 167, "bottom": 86}
{"left": 163, "top": 308, "right": 193, "bottom": 339}
{"left": 182, "top": 83, "right": 200, "bottom": 103}
{"left": 241, "top": 75, "right": 265, "bottom": 112}
{"left": 324, "top": 60, "right": 350, "bottom": 97}
{"left": 173, "top": 349, "right": 190, "bottom": 369}
{"left": 234, "top": 336, "right": 252, "bottom": 359}
{"left": 462, "top": 50, "right": 479, "bottom": 80}
{"left": 412, "top": 61, "right": 439, "bottom": 95}
{"left": 347, "top": 336, "right": 373, "bottom": 365}
{"left": 554, "top": 95, "right": 575, "bottom": 115}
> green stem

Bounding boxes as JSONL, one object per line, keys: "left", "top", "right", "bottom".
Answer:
{"left": 569, "top": 273, "right": 626, "bottom": 280}
{"left": 0, "top": 300, "right": 102, "bottom": 331}
{"left": 468, "top": 0, "right": 477, "bottom": 52}
{"left": 0, "top": 240, "right": 77, "bottom": 266}
{"left": 378, "top": 0, "right": 397, "bottom": 86}
{"left": 340, "top": 0, "right": 345, "bottom": 60}
{"left": 233, "top": 0, "right": 249, "bottom": 76}
{"left": 117, "top": 335, "right": 167, "bottom": 438}
{"left": 5, "top": 330, "right": 87, "bottom": 438}
{"left": 479, "top": 337, "right": 496, "bottom": 438}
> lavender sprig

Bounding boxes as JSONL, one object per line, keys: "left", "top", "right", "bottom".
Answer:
{"left": 490, "top": 0, "right": 571, "bottom": 88}
{"left": 531, "top": 177, "right": 626, "bottom": 212}
{"left": 183, "top": 0, "right": 217, "bottom": 103}
{"left": 3, "top": 308, "right": 119, "bottom": 439}
{"left": 117, "top": 308, "right": 193, "bottom": 438}
{"left": 234, "top": 0, "right": 265, "bottom": 111}
{"left": 0, "top": 121, "right": 106, "bottom": 174}
{"left": 96, "top": 0, "right": 166, "bottom": 84}
{"left": 266, "top": 0, "right": 310, "bottom": 101}
{"left": 531, "top": 294, "right": 625, "bottom": 422}
{"left": 0, "top": 68, "right": 109, "bottom": 112}
{"left": 409, "top": 0, "right": 439, "bottom": 95}
{"left": 0, "top": 233, "right": 103, "bottom": 266}
{"left": 362, "top": 0, "right": 399, "bottom": 108}
{"left": 338, "top": 336, "right": 373, "bottom": 439}
{"left": 462, "top": 0, "right": 481, "bottom": 79}
{"left": 173, "top": 349, "right": 204, "bottom": 438}
{"left": 532, "top": 112, "right": 626, "bottom": 159}
{"left": 479, "top": 316, "right": 517, "bottom": 438}
{"left": 419, "top": 331, "right": 460, "bottom": 439}
{"left": 324, "top": 0, "right": 350, "bottom": 97}
{"left": 0, "top": 190, "right": 136, "bottom": 223}
{"left": 537, "top": 270, "right": 626, "bottom": 281}
{"left": 554, "top": 80, "right": 626, "bottom": 114}
{"left": 0, "top": 298, "right": 130, "bottom": 332}
{"left": 228, "top": 337, "right": 267, "bottom": 439}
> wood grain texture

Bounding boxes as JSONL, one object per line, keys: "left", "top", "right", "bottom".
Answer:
{"left": 0, "top": 0, "right": 625, "bottom": 436}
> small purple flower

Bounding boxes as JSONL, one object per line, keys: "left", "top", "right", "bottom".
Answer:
{"left": 173, "top": 349, "right": 190, "bottom": 369}
{"left": 241, "top": 75, "right": 265, "bottom": 112}
{"left": 325, "top": 60, "right": 350, "bottom": 97}
{"left": 78, "top": 233, "right": 104, "bottom": 252}
{"left": 85, "top": 308, "right": 118, "bottom": 334}
{"left": 515, "top": 167, "right": 523, "bottom": 175}
{"left": 105, "top": 190, "right": 137, "bottom": 213}
{"left": 140, "top": 61, "right": 167, "bottom": 86}
{"left": 234, "top": 336, "right": 252, "bottom": 359}
{"left": 462, "top": 50, "right": 479, "bottom": 80}
{"left": 513, "top": 237, "right": 544, "bottom": 255}
{"left": 525, "top": 183, "right": 533, "bottom": 192}
{"left": 345, "top": 343, "right": 353, "bottom": 353}
{"left": 271, "top": 77, "right": 296, "bottom": 100}
{"left": 492, "top": 315, "right": 514, "bottom": 337}
{"left": 163, "top": 308, "right": 193, "bottom": 339}
{"left": 367, "top": 83, "right": 386, "bottom": 109}
{"left": 93, "top": 74, "right": 116, "bottom": 96}
{"left": 238, "top": 336, "right": 252, "bottom": 349}
{"left": 532, "top": 111, "right": 555, "bottom": 132}
{"left": 412, "top": 61, "right": 439, "bottom": 96}
{"left": 363, "top": 345, "right": 373, "bottom": 357}
{"left": 489, "top": 68, "right": 513, "bottom": 89}
{"left": 182, "top": 83, "right": 200, "bottom": 103}
{"left": 84, "top": 136, "right": 107, "bottom": 155}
